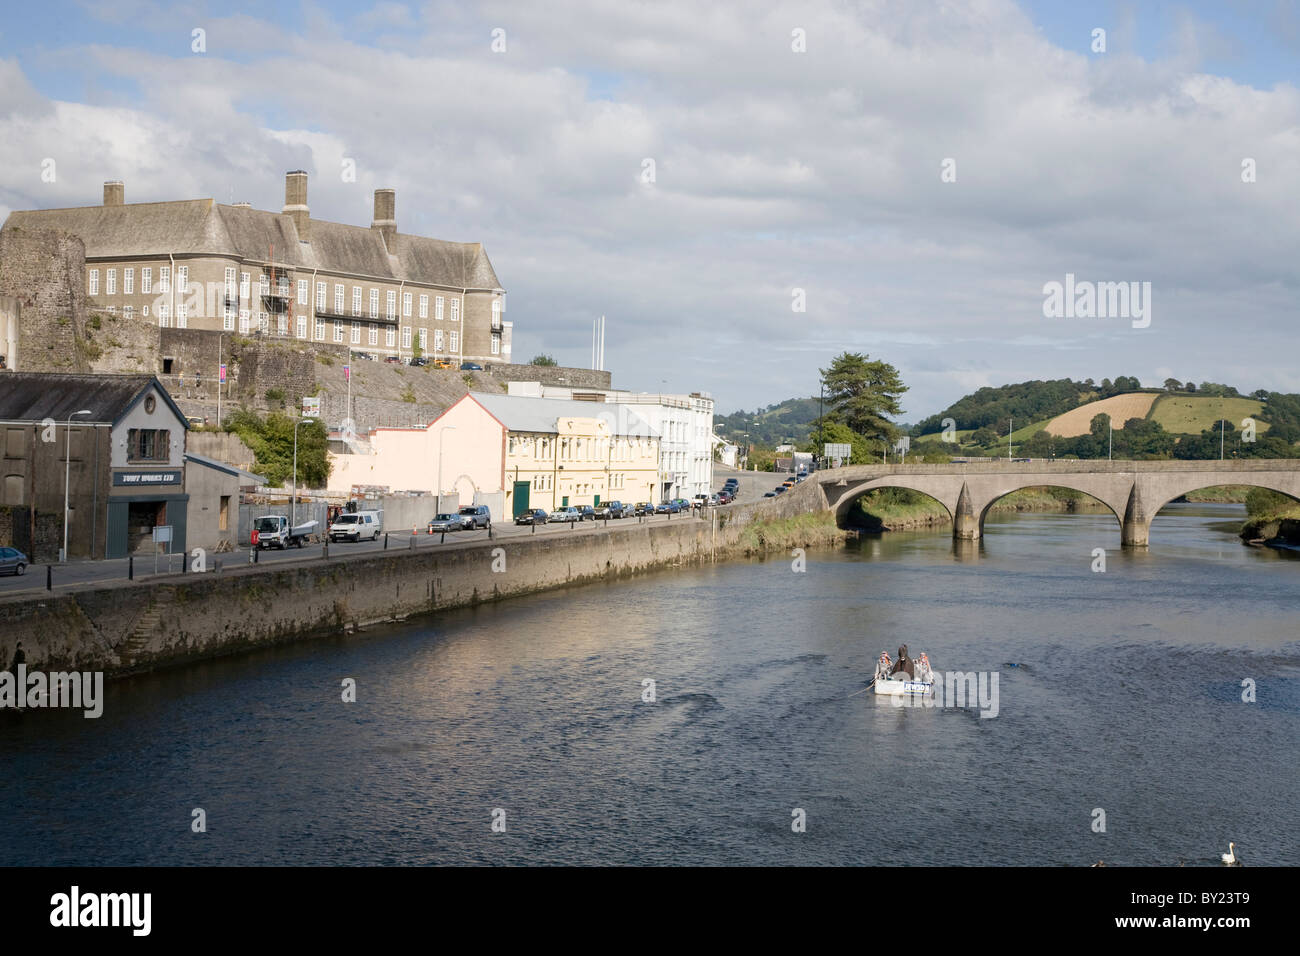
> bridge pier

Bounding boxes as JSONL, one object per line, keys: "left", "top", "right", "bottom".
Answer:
{"left": 1121, "top": 484, "right": 1150, "bottom": 548}
{"left": 953, "top": 482, "right": 980, "bottom": 540}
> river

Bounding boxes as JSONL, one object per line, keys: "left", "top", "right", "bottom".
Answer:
{"left": 2, "top": 502, "right": 1296, "bottom": 866}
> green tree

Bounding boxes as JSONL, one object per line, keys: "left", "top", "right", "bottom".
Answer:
{"left": 225, "top": 409, "right": 330, "bottom": 487}
{"left": 530, "top": 354, "right": 558, "bottom": 366}
{"left": 819, "top": 352, "right": 907, "bottom": 443}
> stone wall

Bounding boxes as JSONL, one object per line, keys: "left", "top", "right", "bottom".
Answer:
{"left": 0, "top": 226, "right": 89, "bottom": 373}
{"left": 487, "top": 362, "right": 612, "bottom": 390}
{"left": 0, "top": 479, "right": 828, "bottom": 676}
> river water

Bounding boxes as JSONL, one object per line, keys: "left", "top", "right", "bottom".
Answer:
{"left": 2, "top": 503, "right": 1296, "bottom": 866}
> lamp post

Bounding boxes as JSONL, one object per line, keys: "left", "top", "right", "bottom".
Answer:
{"left": 292, "top": 417, "right": 314, "bottom": 530}
{"left": 1008, "top": 418, "right": 1013, "bottom": 461}
{"left": 438, "top": 424, "right": 457, "bottom": 509}
{"left": 62, "top": 409, "right": 93, "bottom": 562}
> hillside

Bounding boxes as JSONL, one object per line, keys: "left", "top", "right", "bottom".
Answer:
{"left": 1150, "top": 395, "right": 1268, "bottom": 436}
{"left": 1044, "top": 392, "right": 1161, "bottom": 437}
{"left": 716, "top": 397, "right": 821, "bottom": 445}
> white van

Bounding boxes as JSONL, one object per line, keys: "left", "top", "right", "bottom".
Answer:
{"left": 329, "top": 510, "right": 383, "bottom": 542}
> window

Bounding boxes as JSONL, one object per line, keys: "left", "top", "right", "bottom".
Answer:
{"left": 88, "top": 269, "right": 99, "bottom": 295}
{"left": 351, "top": 322, "right": 361, "bottom": 345}
{"left": 297, "top": 315, "right": 307, "bottom": 339}
{"left": 106, "top": 269, "right": 116, "bottom": 294}
{"left": 223, "top": 309, "right": 234, "bottom": 331}
{"left": 297, "top": 279, "right": 308, "bottom": 306}
{"left": 419, "top": 294, "right": 428, "bottom": 319}
{"left": 277, "top": 314, "right": 287, "bottom": 336}
{"left": 492, "top": 299, "right": 501, "bottom": 327}
{"left": 224, "top": 266, "right": 236, "bottom": 292}
{"left": 314, "top": 318, "right": 325, "bottom": 341}
{"left": 403, "top": 292, "right": 412, "bottom": 317}
{"left": 219, "top": 496, "right": 230, "bottom": 532}
{"left": 402, "top": 326, "right": 412, "bottom": 348}
{"left": 143, "top": 305, "right": 149, "bottom": 317}
{"left": 450, "top": 298, "right": 460, "bottom": 322}
{"left": 352, "top": 287, "right": 361, "bottom": 316}
{"left": 418, "top": 328, "right": 427, "bottom": 350}
{"left": 435, "top": 295, "right": 444, "bottom": 320}
{"left": 239, "top": 310, "right": 250, "bottom": 334}
{"left": 159, "top": 266, "right": 170, "bottom": 293}
{"left": 127, "top": 428, "right": 171, "bottom": 463}
{"left": 491, "top": 335, "right": 500, "bottom": 355}
{"left": 124, "top": 268, "right": 134, "bottom": 295}
{"left": 259, "top": 273, "right": 269, "bottom": 296}
{"left": 317, "top": 281, "right": 327, "bottom": 310}
{"left": 240, "top": 272, "right": 249, "bottom": 299}
{"left": 336, "top": 284, "right": 345, "bottom": 314}
{"left": 177, "top": 266, "right": 188, "bottom": 291}
{"left": 142, "top": 267, "right": 152, "bottom": 294}
{"left": 334, "top": 322, "right": 344, "bottom": 343}
{"left": 258, "top": 312, "right": 268, "bottom": 334}
{"left": 386, "top": 290, "right": 397, "bottom": 319}
{"left": 434, "top": 329, "right": 444, "bottom": 351}
{"left": 177, "top": 301, "right": 187, "bottom": 328}
{"left": 449, "top": 331, "right": 458, "bottom": 352}
{"left": 124, "top": 306, "right": 135, "bottom": 319}
{"left": 385, "top": 328, "right": 395, "bottom": 348}
{"left": 369, "top": 289, "right": 379, "bottom": 318}
{"left": 368, "top": 324, "right": 378, "bottom": 346}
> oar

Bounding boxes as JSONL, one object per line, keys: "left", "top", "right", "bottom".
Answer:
{"left": 847, "top": 677, "right": 877, "bottom": 698}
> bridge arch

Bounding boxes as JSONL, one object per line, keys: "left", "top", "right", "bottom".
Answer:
{"left": 840, "top": 484, "right": 954, "bottom": 531}
{"left": 1146, "top": 480, "right": 1300, "bottom": 520}
{"left": 975, "top": 485, "right": 1123, "bottom": 541}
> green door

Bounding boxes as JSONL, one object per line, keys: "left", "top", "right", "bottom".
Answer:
{"left": 512, "top": 481, "right": 530, "bottom": 517}
{"left": 561, "top": 495, "right": 569, "bottom": 507}
{"left": 594, "top": 494, "right": 600, "bottom": 506}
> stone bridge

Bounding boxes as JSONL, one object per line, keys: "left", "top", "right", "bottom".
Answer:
{"left": 812, "top": 460, "right": 1300, "bottom": 546}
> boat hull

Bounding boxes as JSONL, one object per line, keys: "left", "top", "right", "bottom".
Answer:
{"left": 874, "top": 678, "right": 934, "bottom": 696}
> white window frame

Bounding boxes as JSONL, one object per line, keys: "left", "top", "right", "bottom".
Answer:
{"left": 240, "top": 272, "right": 249, "bottom": 299}
{"left": 142, "top": 267, "right": 152, "bottom": 294}
{"left": 352, "top": 286, "right": 362, "bottom": 317}
{"left": 450, "top": 298, "right": 460, "bottom": 323}
{"left": 239, "top": 309, "right": 250, "bottom": 334}
{"left": 296, "top": 315, "right": 308, "bottom": 339}
{"left": 491, "top": 335, "right": 500, "bottom": 355}
{"left": 449, "top": 331, "right": 458, "bottom": 352}
{"left": 336, "top": 284, "right": 345, "bottom": 314}
{"left": 177, "top": 266, "right": 188, "bottom": 290}
{"left": 369, "top": 289, "right": 379, "bottom": 319}
{"left": 385, "top": 327, "right": 396, "bottom": 348}
{"left": 419, "top": 294, "right": 428, "bottom": 319}
{"left": 314, "top": 317, "right": 325, "bottom": 341}
{"left": 435, "top": 295, "right": 444, "bottom": 320}
{"left": 402, "top": 326, "right": 412, "bottom": 348}
{"left": 297, "top": 279, "right": 308, "bottom": 306}
{"left": 418, "top": 327, "right": 427, "bottom": 350}
{"left": 403, "top": 291, "right": 412, "bottom": 317}
{"left": 223, "top": 308, "right": 235, "bottom": 331}
{"left": 124, "top": 267, "right": 134, "bottom": 295}
{"left": 368, "top": 323, "right": 378, "bottom": 346}
{"left": 351, "top": 322, "right": 361, "bottom": 345}
{"left": 317, "top": 281, "right": 327, "bottom": 310}
{"left": 159, "top": 266, "right": 170, "bottom": 293}
{"left": 88, "top": 269, "right": 99, "bottom": 295}
{"left": 159, "top": 301, "right": 170, "bottom": 326}
{"left": 106, "top": 269, "right": 116, "bottom": 295}
{"left": 434, "top": 329, "right": 444, "bottom": 351}
{"left": 334, "top": 322, "right": 344, "bottom": 343}
{"left": 386, "top": 290, "right": 397, "bottom": 320}
{"left": 277, "top": 314, "right": 288, "bottom": 336}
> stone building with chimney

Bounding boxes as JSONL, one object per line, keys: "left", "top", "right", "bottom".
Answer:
{"left": 1, "top": 172, "right": 511, "bottom": 368}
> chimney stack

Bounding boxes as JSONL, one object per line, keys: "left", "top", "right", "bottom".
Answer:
{"left": 372, "top": 188, "right": 397, "bottom": 253}
{"left": 282, "top": 170, "right": 310, "bottom": 242}
{"left": 103, "top": 181, "right": 124, "bottom": 206}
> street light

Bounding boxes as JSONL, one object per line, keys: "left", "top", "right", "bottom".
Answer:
{"left": 292, "top": 418, "right": 315, "bottom": 530}
{"left": 62, "top": 409, "right": 93, "bottom": 562}
{"left": 438, "top": 425, "right": 458, "bottom": 506}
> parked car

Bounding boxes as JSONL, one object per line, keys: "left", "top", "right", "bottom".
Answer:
{"left": 549, "top": 507, "right": 582, "bottom": 523}
{"left": 460, "top": 362, "right": 483, "bottom": 371}
{"left": 0, "top": 546, "right": 28, "bottom": 576}
{"left": 763, "top": 491, "right": 777, "bottom": 497}
{"left": 458, "top": 505, "right": 492, "bottom": 530}
{"left": 604, "top": 501, "right": 627, "bottom": 518}
{"left": 428, "top": 513, "right": 463, "bottom": 533}
{"left": 408, "top": 356, "right": 430, "bottom": 367}
{"left": 773, "top": 485, "right": 788, "bottom": 495}
{"left": 716, "top": 492, "right": 733, "bottom": 504}
{"left": 433, "top": 359, "right": 456, "bottom": 369}
{"left": 515, "top": 508, "right": 549, "bottom": 526}
{"left": 577, "top": 506, "right": 597, "bottom": 521}
{"left": 351, "top": 351, "right": 376, "bottom": 362}
{"left": 671, "top": 498, "right": 692, "bottom": 512}
{"left": 633, "top": 502, "right": 653, "bottom": 516}
{"left": 655, "top": 501, "right": 681, "bottom": 514}
{"left": 692, "top": 494, "right": 710, "bottom": 509}
{"left": 329, "top": 510, "right": 382, "bottom": 542}
{"left": 384, "top": 355, "right": 403, "bottom": 364}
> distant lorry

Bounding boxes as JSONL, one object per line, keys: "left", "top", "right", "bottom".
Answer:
{"left": 252, "top": 515, "right": 318, "bottom": 549}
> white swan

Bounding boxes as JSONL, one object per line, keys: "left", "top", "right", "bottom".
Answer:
{"left": 1220, "top": 842, "right": 1239, "bottom": 865}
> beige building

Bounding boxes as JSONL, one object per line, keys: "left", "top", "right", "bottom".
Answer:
{"left": 326, "top": 392, "right": 660, "bottom": 519}
{"left": 2, "top": 172, "right": 511, "bottom": 367}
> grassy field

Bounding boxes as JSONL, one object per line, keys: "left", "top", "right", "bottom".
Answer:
{"left": 1044, "top": 392, "right": 1161, "bottom": 437}
{"left": 1149, "top": 395, "right": 1268, "bottom": 435}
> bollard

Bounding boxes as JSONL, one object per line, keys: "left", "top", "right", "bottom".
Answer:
{"left": 214, "top": 558, "right": 222, "bottom": 574}
{"left": 384, "top": 533, "right": 389, "bottom": 550}
{"left": 532, "top": 521, "right": 536, "bottom": 534}
{"left": 488, "top": 524, "right": 493, "bottom": 540}
{"left": 248, "top": 548, "right": 254, "bottom": 565}
{"left": 254, "top": 548, "right": 259, "bottom": 564}
{"left": 129, "top": 555, "right": 134, "bottom": 581}
{"left": 47, "top": 565, "right": 52, "bottom": 591}
{"left": 409, "top": 534, "right": 416, "bottom": 550}
{"left": 323, "top": 541, "right": 329, "bottom": 560}
{"left": 441, "top": 531, "right": 446, "bottom": 544}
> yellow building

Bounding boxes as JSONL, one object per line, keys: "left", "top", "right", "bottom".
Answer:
{"left": 470, "top": 392, "right": 659, "bottom": 514}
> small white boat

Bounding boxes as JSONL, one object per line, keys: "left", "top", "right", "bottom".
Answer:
{"left": 872, "top": 647, "right": 935, "bottom": 696}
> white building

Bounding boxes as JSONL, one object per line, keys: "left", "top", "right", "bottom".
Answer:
{"left": 506, "top": 382, "right": 714, "bottom": 500}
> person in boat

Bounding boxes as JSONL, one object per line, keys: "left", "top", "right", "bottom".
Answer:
{"left": 891, "top": 645, "right": 914, "bottom": 679}
{"left": 875, "top": 651, "right": 892, "bottom": 681}
{"left": 918, "top": 652, "right": 932, "bottom": 682}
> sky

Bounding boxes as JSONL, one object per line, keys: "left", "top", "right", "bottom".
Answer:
{"left": 1, "top": 0, "right": 1297, "bottom": 418}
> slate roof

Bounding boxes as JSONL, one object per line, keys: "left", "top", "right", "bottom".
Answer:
{"left": 469, "top": 393, "right": 659, "bottom": 439}
{"left": 3, "top": 199, "right": 503, "bottom": 291}
{"left": 184, "top": 451, "right": 268, "bottom": 485}
{"left": 0, "top": 372, "right": 186, "bottom": 426}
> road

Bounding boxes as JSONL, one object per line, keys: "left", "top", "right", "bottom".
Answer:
{"left": 0, "top": 508, "right": 716, "bottom": 599}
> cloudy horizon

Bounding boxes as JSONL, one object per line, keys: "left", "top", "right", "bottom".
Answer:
{"left": 2, "top": 0, "right": 1297, "bottom": 417}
